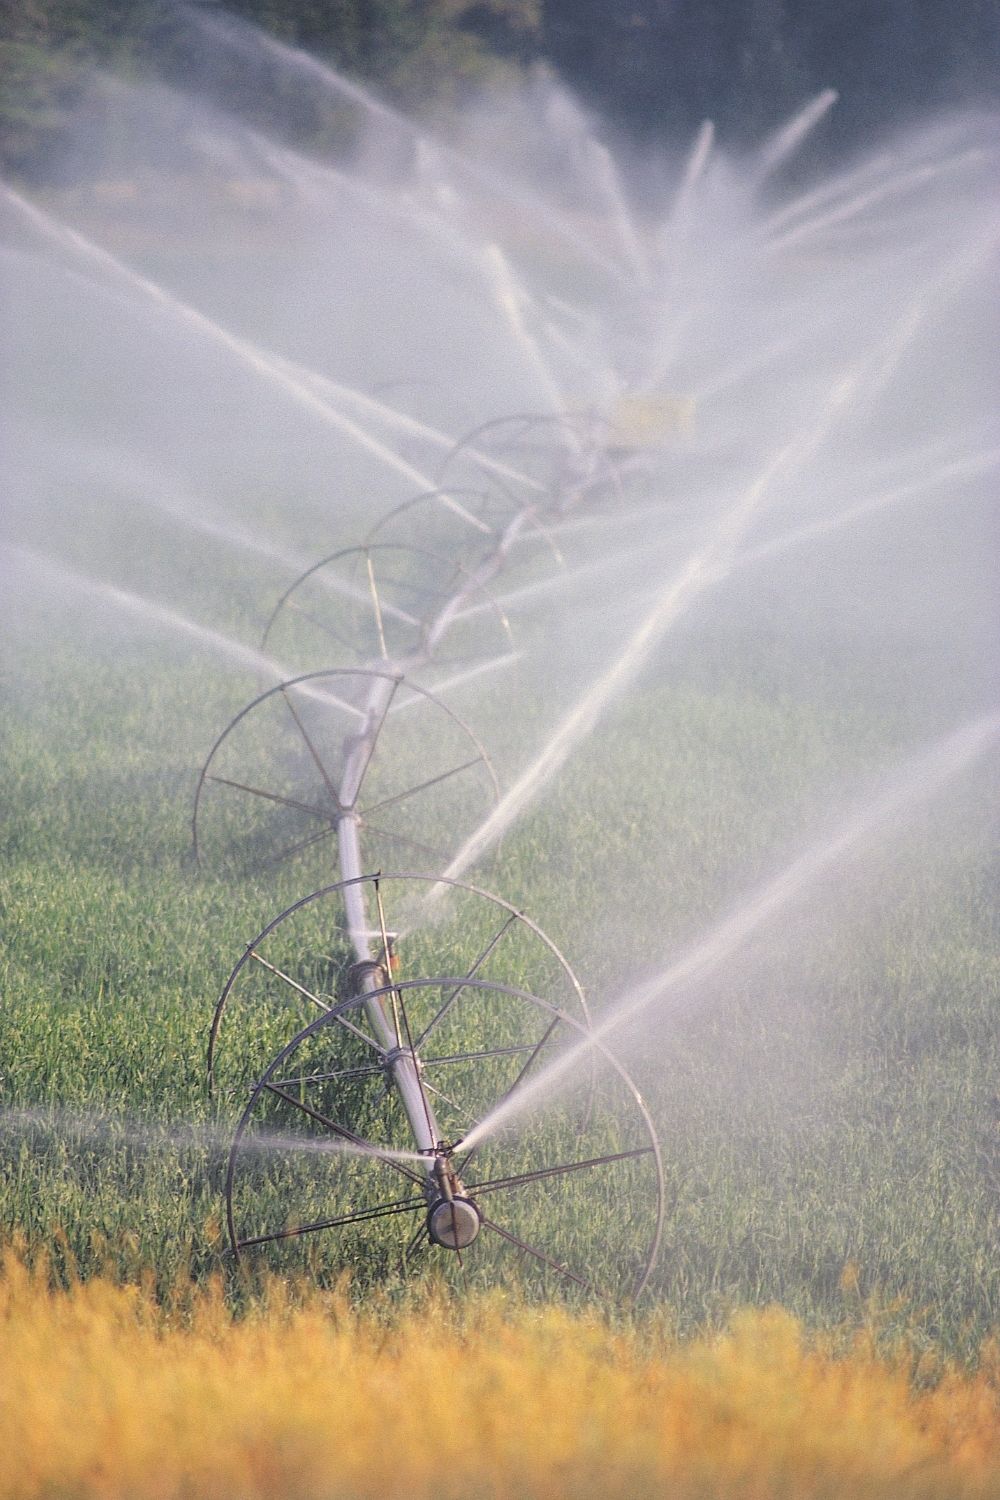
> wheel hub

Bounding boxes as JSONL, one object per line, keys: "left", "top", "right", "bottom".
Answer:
{"left": 427, "top": 1195, "right": 482, "bottom": 1250}
{"left": 424, "top": 1146, "right": 482, "bottom": 1251}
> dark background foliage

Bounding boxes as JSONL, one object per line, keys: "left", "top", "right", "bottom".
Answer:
{"left": 542, "top": 0, "right": 999, "bottom": 145}
{"left": 1, "top": 0, "right": 997, "bottom": 176}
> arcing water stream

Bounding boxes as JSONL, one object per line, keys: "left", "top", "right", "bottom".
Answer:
{"left": 0, "top": 182, "right": 445, "bottom": 497}
{"left": 455, "top": 708, "right": 1000, "bottom": 1154}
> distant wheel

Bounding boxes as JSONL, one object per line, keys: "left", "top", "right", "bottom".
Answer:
{"left": 435, "top": 411, "right": 626, "bottom": 516}
{"left": 361, "top": 483, "right": 539, "bottom": 567}
{"left": 225, "top": 974, "right": 664, "bottom": 1300}
{"left": 357, "top": 471, "right": 593, "bottom": 667}
{"left": 259, "top": 541, "right": 513, "bottom": 677}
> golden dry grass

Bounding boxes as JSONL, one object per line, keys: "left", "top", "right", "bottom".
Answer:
{"left": 1, "top": 1250, "right": 999, "bottom": 1500}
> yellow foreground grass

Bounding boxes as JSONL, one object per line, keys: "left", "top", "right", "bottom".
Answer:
{"left": 1, "top": 1251, "right": 998, "bottom": 1500}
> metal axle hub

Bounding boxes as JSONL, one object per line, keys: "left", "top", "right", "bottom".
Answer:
{"left": 424, "top": 1147, "right": 482, "bottom": 1251}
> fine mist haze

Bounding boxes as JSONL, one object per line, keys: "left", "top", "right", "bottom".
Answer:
{"left": 1, "top": 7, "right": 997, "bottom": 1333}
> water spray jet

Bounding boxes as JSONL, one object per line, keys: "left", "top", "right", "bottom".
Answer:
{"left": 455, "top": 709, "right": 1000, "bottom": 1155}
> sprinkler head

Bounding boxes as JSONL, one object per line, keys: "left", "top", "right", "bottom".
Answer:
{"left": 345, "top": 959, "right": 388, "bottom": 993}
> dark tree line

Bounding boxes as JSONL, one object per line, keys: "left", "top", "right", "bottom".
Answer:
{"left": 542, "top": 0, "right": 1000, "bottom": 152}
{"left": 2, "top": 0, "right": 997, "bottom": 177}
{"left": 0, "top": 0, "right": 542, "bottom": 175}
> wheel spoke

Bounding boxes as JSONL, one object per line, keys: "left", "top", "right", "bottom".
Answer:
{"left": 248, "top": 951, "right": 331, "bottom": 1014}
{"left": 237, "top": 1192, "right": 426, "bottom": 1250}
{"left": 413, "top": 914, "right": 518, "bottom": 1051}
{"left": 456, "top": 1016, "right": 560, "bottom": 1176}
{"left": 342, "top": 676, "right": 401, "bottom": 811}
{"left": 363, "top": 570, "right": 451, "bottom": 604}
{"left": 262, "top": 1084, "right": 424, "bottom": 1185}
{"left": 251, "top": 820, "right": 339, "bottom": 875}
{"left": 270, "top": 1061, "right": 385, "bottom": 1088}
{"left": 466, "top": 1146, "right": 654, "bottom": 1197}
{"left": 308, "top": 566, "right": 420, "bottom": 627}
{"left": 360, "top": 820, "right": 453, "bottom": 865}
{"left": 280, "top": 686, "right": 343, "bottom": 813}
{"left": 504, "top": 1017, "right": 560, "bottom": 1089}
{"left": 282, "top": 600, "right": 363, "bottom": 657}
{"left": 401, "top": 1220, "right": 429, "bottom": 1267}
{"left": 421, "top": 1042, "right": 537, "bottom": 1069}
{"left": 206, "top": 774, "right": 338, "bottom": 824}
{"left": 479, "top": 1213, "right": 590, "bottom": 1291}
{"left": 248, "top": 953, "right": 381, "bottom": 1053}
{"left": 405, "top": 653, "right": 520, "bottom": 710}
{"left": 358, "top": 755, "right": 485, "bottom": 821}
{"left": 282, "top": 676, "right": 368, "bottom": 723}
{"left": 420, "top": 1077, "right": 476, "bottom": 1130}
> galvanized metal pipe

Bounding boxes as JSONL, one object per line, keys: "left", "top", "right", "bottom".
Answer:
{"left": 336, "top": 696, "right": 441, "bottom": 1162}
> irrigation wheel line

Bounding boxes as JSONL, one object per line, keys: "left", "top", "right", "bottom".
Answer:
{"left": 206, "top": 871, "right": 590, "bottom": 1096}
{"left": 195, "top": 408, "right": 662, "bottom": 1296}
{"left": 225, "top": 975, "right": 664, "bottom": 1300}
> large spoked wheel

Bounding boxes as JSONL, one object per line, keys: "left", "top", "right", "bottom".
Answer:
{"left": 207, "top": 872, "right": 590, "bottom": 1100}
{"left": 225, "top": 976, "right": 664, "bottom": 1300}
{"left": 191, "top": 669, "right": 499, "bottom": 882}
